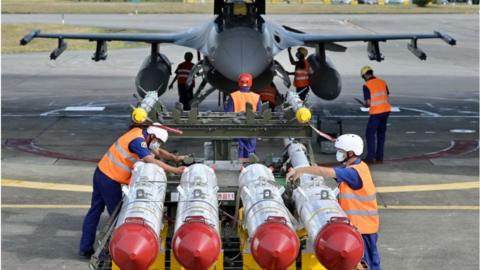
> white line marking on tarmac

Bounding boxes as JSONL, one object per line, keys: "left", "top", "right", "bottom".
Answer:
{"left": 425, "top": 103, "right": 434, "bottom": 108}
{"left": 40, "top": 108, "right": 65, "bottom": 116}
{"left": 64, "top": 106, "right": 105, "bottom": 111}
{"left": 450, "top": 129, "right": 477, "bottom": 134}
{"left": 400, "top": 107, "right": 441, "bottom": 117}
{"left": 425, "top": 131, "right": 436, "bottom": 134}
{"left": 406, "top": 131, "right": 417, "bottom": 134}
{"left": 425, "top": 141, "right": 455, "bottom": 155}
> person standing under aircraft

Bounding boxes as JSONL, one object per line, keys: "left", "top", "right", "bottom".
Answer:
{"left": 169, "top": 52, "right": 195, "bottom": 110}
{"left": 79, "top": 123, "right": 186, "bottom": 258}
{"left": 286, "top": 134, "right": 382, "bottom": 270}
{"left": 258, "top": 82, "right": 280, "bottom": 110}
{"left": 360, "top": 66, "right": 391, "bottom": 164}
{"left": 225, "top": 73, "right": 262, "bottom": 163}
{"left": 288, "top": 47, "right": 311, "bottom": 101}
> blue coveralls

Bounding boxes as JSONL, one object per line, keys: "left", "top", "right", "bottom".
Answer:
{"left": 225, "top": 88, "right": 262, "bottom": 158}
{"left": 79, "top": 130, "right": 152, "bottom": 253}
{"left": 363, "top": 82, "right": 390, "bottom": 162}
{"left": 334, "top": 158, "right": 383, "bottom": 270}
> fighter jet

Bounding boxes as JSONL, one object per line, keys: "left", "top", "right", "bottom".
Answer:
{"left": 20, "top": 0, "right": 456, "bottom": 102}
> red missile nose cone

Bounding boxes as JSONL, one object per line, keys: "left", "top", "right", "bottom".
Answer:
{"left": 109, "top": 222, "right": 159, "bottom": 270}
{"left": 250, "top": 221, "right": 300, "bottom": 270}
{"left": 172, "top": 222, "right": 221, "bottom": 270}
{"left": 314, "top": 222, "right": 364, "bottom": 270}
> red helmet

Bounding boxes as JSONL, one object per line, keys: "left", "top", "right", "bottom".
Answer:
{"left": 238, "top": 73, "right": 253, "bottom": 88}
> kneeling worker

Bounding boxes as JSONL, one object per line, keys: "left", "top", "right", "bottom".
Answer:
{"left": 79, "top": 123, "right": 186, "bottom": 258}
{"left": 225, "top": 73, "right": 262, "bottom": 163}
{"left": 286, "top": 134, "right": 382, "bottom": 270}
{"left": 258, "top": 82, "right": 280, "bottom": 110}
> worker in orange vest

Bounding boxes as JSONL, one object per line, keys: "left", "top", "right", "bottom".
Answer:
{"left": 288, "top": 47, "right": 311, "bottom": 101}
{"left": 258, "top": 82, "right": 279, "bottom": 110}
{"left": 360, "top": 66, "right": 391, "bottom": 164}
{"left": 169, "top": 52, "right": 195, "bottom": 110}
{"left": 79, "top": 123, "right": 186, "bottom": 259}
{"left": 225, "top": 73, "right": 262, "bottom": 163}
{"left": 287, "top": 134, "right": 382, "bottom": 270}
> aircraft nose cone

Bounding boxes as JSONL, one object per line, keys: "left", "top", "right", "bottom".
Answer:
{"left": 211, "top": 27, "right": 270, "bottom": 81}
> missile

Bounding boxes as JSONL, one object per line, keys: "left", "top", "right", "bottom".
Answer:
{"left": 172, "top": 164, "right": 221, "bottom": 270}
{"left": 239, "top": 164, "right": 300, "bottom": 270}
{"left": 19, "top": 29, "right": 40, "bottom": 45}
{"left": 109, "top": 162, "right": 167, "bottom": 270}
{"left": 285, "top": 91, "right": 312, "bottom": 124}
{"left": 285, "top": 140, "right": 364, "bottom": 270}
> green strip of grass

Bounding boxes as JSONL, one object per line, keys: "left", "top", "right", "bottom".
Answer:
{"left": 2, "top": 24, "right": 148, "bottom": 54}
{"left": 2, "top": 0, "right": 478, "bottom": 14}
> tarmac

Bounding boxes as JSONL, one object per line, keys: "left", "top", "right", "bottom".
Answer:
{"left": 1, "top": 14, "right": 479, "bottom": 270}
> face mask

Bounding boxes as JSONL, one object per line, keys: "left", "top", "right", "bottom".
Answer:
{"left": 336, "top": 151, "right": 346, "bottom": 163}
{"left": 239, "top": 86, "right": 250, "bottom": 92}
{"left": 149, "top": 140, "right": 161, "bottom": 151}
{"left": 296, "top": 53, "right": 302, "bottom": 59}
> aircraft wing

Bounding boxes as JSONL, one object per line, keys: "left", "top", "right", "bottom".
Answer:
{"left": 282, "top": 29, "right": 456, "bottom": 61}
{"left": 20, "top": 26, "right": 209, "bottom": 60}
{"left": 21, "top": 31, "right": 186, "bottom": 44}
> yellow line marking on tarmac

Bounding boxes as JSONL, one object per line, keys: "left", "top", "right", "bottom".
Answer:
{"left": 1, "top": 204, "right": 478, "bottom": 210}
{"left": 377, "top": 181, "right": 479, "bottom": 193}
{"left": 1, "top": 179, "right": 92, "bottom": 192}
{"left": 1, "top": 179, "right": 479, "bottom": 194}
{"left": 379, "top": 205, "right": 479, "bottom": 210}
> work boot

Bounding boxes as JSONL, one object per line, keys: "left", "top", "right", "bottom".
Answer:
{"left": 78, "top": 250, "right": 94, "bottom": 259}
{"left": 363, "top": 159, "right": 375, "bottom": 165}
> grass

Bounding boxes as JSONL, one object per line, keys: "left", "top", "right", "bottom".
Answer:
{"left": 1, "top": 0, "right": 478, "bottom": 14}
{"left": 2, "top": 24, "right": 148, "bottom": 54}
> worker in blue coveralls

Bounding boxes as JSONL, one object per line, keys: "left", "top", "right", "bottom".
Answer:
{"left": 225, "top": 73, "right": 262, "bottom": 163}
{"left": 78, "top": 122, "right": 186, "bottom": 259}
{"left": 287, "top": 134, "right": 382, "bottom": 270}
{"left": 361, "top": 66, "right": 391, "bottom": 164}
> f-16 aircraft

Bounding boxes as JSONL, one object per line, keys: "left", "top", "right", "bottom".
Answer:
{"left": 20, "top": 0, "right": 456, "bottom": 103}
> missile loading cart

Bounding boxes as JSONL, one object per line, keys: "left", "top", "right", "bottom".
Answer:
{"left": 89, "top": 91, "right": 363, "bottom": 270}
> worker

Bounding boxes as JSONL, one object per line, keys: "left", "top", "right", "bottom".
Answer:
{"left": 225, "top": 73, "right": 262, "bottom": 163}
{"left": 360, "top": 66, "right": 391, "bottom": 164}
{"left": 78, "top": 123, "right": 186, "bottom": 259}
{"left": 288, "top": 47, "right": 311, "bottom": 101}
{"left": 169, "top": 52, "right": 195, "bottom": 111}
{"left": 258, "top": 82, "right": 279, "bottom": 110}
{"left": 286, "top": 134, "right": 382, "bottom": 270}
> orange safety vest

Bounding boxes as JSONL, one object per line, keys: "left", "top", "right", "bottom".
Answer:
{"left": 365, "top": 78, "right": 391, "bottom": 115}
{"left": 230, "top": 91, "right": 260, "bottom": 112}
{"left": 294, "top": 60, "right": 310, "bottom": 88}
{"left": 338, "top": 161, "right": 380, "bottom": 234}
{"left": 258, "top": 84, "right": 278, "bottom": 105}
{"left": 176, "top": 62, "right": 194, "bottom": 86}
{"left": 98, "top": 128, "right": 145, "bottom": 184}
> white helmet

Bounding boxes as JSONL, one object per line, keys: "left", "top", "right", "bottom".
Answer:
{"left": 147, "top": 124, "right": 168, "bottom": 143}
{"left": 334, "top": 134, "right": 363, "bottom": 156}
